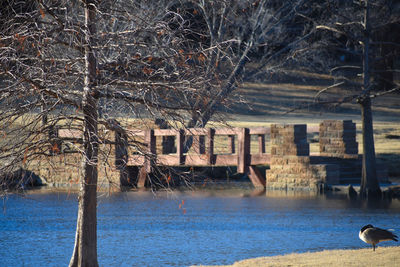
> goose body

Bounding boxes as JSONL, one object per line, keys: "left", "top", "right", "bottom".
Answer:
{"left": 359, "top": 224, "right": 398, "bottom": 251}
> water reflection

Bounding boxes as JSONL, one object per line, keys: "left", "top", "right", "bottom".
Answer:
{"left": 1, "top": 187, "right": 399, "bottom": 267}
{"left": 344, "top": 196, "right": 397, "bottom": 210}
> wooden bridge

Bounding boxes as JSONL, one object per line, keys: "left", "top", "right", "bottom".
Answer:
{"left": 124, "top": 127, "right": 280, "bottom": 188}
{"left": 46, "top": 120, "right": 386, "bottom": 191}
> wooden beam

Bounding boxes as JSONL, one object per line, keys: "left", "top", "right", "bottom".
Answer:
{"left": 238, "top": 128, "right": 250, "bottom": 173}
{"left": 207, "top": 128, "right": 215, "bottom": 165}
{"left": 186, "top": 128, "right": 208, "bottom": 135}
{"left": 248, "top": 165, "right": 266, "bottom": 188}
{"left": 214, "top": 128, "right": 237, "bottom": 135}
{"left": 128, "top": 154, "right": 271, "bottom": 167}
{"left": 249, "top": 154, "right": 270, "bottom": 165}
{"left": 154, "top": 128, "right": 176, "bottom": 136}
{"left": 137, "top": 166, "right": 147, "bottom": 188}
{"left": 249, "top": 127, "right": 270, "bottom": 135}
{"left": 126, "top": 127, "right": 272, "bottom": 138}
{"left": 144, "top": 129, "right": 156, "bottom": 173}
{"left": 176, "top": 129, "right": 184, "bottom": 165}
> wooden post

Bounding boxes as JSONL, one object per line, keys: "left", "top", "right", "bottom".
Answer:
{"left": 145, "top": 129, "right": 156, "bottom": 172}
{"left": 258, "top": 134, "right": 265, "bottom": 155}
{"left": 176, "top": 129, "right": 185, "bottom": 165}
{"left": 228, "top": 135, "right": 235, "bottom": 154}
{"left": 138, "top": 129, "right": 155, "bottom": 188}
{"left": 137, "top": 167, "right": 147, "bottom": 188}
{"left": 207, "top": 128, "right": 215, "bottom": 165}
{"left": 238, "top": 128, "right": 250, "bottom": 173}
{"left": 248, "top": 165, "right": 266, "bottom": 188}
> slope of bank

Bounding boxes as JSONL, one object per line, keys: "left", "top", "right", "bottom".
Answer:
{"left": 198, "top": 246, "right": 400, "bottom": 267}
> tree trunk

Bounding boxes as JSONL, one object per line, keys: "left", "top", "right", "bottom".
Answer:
{"left": 69, "top": 1, "right": 99, "bottom": 266}
{"left": 359, "top": 0, "right": 381, "bottom": 198}
{"left": 359, "top": 97, "right": 381, "bottom": 198}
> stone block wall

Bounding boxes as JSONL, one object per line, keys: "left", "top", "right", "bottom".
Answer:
{"left": 28, "top": 154, "right": 81, "bottom": 187}
{"left": 27, "top": 128, "right": 122, "bottom": 190}
{"left": 319, "top": 120, "right": 358, "bottom": 158}
{"left": 26, "top": 119, "right": 167, "bottom": 190}
{"left": 267, "top": 124, "right": 339, "bottom": 190}
{"left": 271, "top": 124, "right": 309, "bottom": 156}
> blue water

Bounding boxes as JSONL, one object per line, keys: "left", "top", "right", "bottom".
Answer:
{"left": 1, "top": 188, "right": 400, "bottom": 267}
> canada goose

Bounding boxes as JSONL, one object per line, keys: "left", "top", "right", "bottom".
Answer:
{"left": 359, "top": 224, "right": 398, "bottom": 251}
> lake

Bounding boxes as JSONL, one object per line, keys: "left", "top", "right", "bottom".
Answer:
{"left": 1, "top": 185, "right": 400, "bottom": 267}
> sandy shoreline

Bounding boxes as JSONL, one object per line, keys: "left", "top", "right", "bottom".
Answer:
{"left": 197, "top": 246, "right": 400, "bottom": 267}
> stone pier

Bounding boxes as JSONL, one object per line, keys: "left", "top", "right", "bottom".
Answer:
{"left": 319, "top": 120, "right": 358, "bottom": 158}
{"left": 267, "top": 124, "right": 340, "bottom": 190}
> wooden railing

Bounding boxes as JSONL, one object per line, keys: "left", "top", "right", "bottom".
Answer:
{"left": 127, "top": 127, "right": 270, "bottom": 169}
{"left": 126, "top": 127, "right": 276, "bottom": 188}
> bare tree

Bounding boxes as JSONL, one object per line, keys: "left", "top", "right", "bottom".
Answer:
{"left": 0, "top": 0, "right": 209, "bottom": 265}
{"left": 170, "top": 0, "right": 315, "bottom": 128}
{"left": 305, "top": 0, "right": 400, "bottom": 198}
{"left": 0, "top": 0, "right": 318, "bottom": 265}
{"left": 69, "top": 1, "right": 99, "bottom": 266}
{"left": 159, "top": 0, "right": 317, "bottom": 157}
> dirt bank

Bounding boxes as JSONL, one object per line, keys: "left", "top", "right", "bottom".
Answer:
{"left": 198, "top": 246, "right": 400, "bottom": 267}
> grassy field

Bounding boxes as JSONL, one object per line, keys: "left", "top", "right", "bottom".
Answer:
{"left": 215, "top": 77, "right": 400, "bottom": 179}
{"left": 3, "top": 74, "right": 400, "bottom": 179}
{"left": 197, "top": 246, "right": 400, "bottom": 267}
{"left": 231, "top": 70, "right": 400, "bottom": 122}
